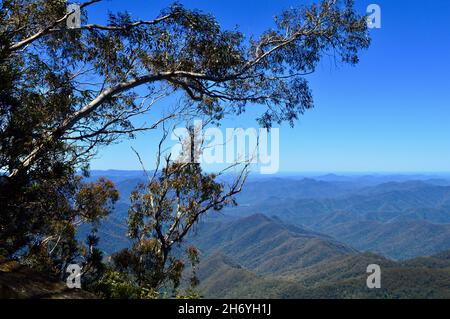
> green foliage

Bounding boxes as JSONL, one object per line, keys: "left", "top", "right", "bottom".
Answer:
{"left": 110, "top": 162, "right": 231, "bottom": 295}
{"left": 89, "top": 270, "right": 159, "bottom": 299}
{"left": 175, "top": 288, "right": 202, "bottom": 299}
{"left": 1, "top": 0, "right": 370, "bottom": 297}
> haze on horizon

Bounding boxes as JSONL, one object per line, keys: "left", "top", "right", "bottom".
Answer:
{"left": 89, "top": 0, "right": 450, "bottom": 173}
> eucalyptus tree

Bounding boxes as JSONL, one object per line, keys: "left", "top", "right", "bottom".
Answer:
{"left": 0, "top": 0, "right": 370, "bottom": 280}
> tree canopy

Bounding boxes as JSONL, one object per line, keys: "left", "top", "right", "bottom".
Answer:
{"left": 0, "top": 0, "right": 370, "bottom": 297}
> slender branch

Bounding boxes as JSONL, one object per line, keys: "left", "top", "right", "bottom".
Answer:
{"left": 8, "top": 0, "right": 102, "bottom": 52}
{"left": 50, "top": 13, "right": 174, "bottom": 32}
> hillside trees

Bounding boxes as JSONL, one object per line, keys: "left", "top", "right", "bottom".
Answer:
{"left": 0, "top": 0, "right": 370, "bottom": 291}
{"left": 100, "top": 129, "right": 249, "bottom": 296}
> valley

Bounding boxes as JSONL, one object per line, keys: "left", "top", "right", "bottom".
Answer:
{"left": 79, "top": 172, "right": 450, "bottom": 298}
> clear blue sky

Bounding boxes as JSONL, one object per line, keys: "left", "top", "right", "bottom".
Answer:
{"left": 88, "top": 0, "right": 450, "bottom": 173}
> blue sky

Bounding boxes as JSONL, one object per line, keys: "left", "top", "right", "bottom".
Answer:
{"left": 88, "top": 0, "right": 450, "bottom": 173}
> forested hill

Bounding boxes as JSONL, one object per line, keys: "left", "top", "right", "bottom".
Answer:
{"left": 189, "top": 215, "right": 450, "bottom": 299}
{"left": 90, "top": 174, "right": 450, "bottom": 260}
{"left": 77, "top": 173, "right": 450, "bottom": 298}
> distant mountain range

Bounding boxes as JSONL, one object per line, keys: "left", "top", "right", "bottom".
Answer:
{"left": 189, "top": 214, "right": 355, "bottom": 276}
{"left": 190, "top": 214, "right": 450, "bottom": 299}
{"left": 78, "top": 172, "right": 450, "bottom": 298}
{"left": 223, "top": 178, "right": 450, "bottom": 259}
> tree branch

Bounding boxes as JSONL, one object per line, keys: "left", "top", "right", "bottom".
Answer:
{"left": 7, "top": 0, "right": 102, "bottom": 52}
